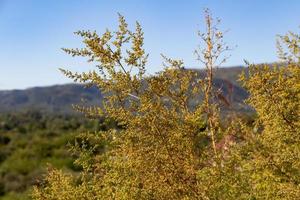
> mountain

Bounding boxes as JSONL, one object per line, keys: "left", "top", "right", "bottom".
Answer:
{"left": 191, "top": 66, "right": 251, "bottom": 113}
{"left": 0, "top": 84, "right": 103, "bottom": 114}
{"left": 0, "top": 67, "right": 251, "bottom": 114}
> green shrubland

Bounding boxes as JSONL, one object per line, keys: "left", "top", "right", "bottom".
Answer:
{"left": 0, "top": 111, "right": 113, "bottom": 199}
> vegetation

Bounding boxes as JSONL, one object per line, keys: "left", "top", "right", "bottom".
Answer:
{"left": 0, "top": 10, "right": 297, "bottom": 200}
{"left": 0, "top": 111, "right": 113, "bottom": 199}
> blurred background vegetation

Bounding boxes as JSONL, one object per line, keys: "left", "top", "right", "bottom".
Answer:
{"left": 0, "top": 111, "right": 114, "bottom": 199}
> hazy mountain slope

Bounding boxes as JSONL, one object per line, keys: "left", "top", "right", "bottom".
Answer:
{"left": 0, "top": 84, "right": 103, "bottom": 114}
{"left": 0, "top": 67, "right": 250, "bottom": 114}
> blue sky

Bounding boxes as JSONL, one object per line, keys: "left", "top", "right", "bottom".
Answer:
{"left": 0, "top": 0, "right": 299, "bottom": 90}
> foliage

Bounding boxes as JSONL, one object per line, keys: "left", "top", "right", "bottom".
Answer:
{"left": 33, "top": 11, "right": 232, "bottom": 199}
{"left": 32, "top": 11, "right": 300, "bottom": 200}
{"left": 236, "top": 33, "right": 300, "bottom": 199}
{"left": 0, "top": 111, "right": 108, "bottom": 199}
{"left": 200, "top": 30, "right": 300, "bottom": 199}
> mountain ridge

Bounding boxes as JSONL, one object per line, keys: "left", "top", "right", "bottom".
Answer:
{"left": 0, "top": 67, "right": 251, "bottom": 114}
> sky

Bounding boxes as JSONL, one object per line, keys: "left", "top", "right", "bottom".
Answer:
{"left": 0, "top": 0, "right": 299, "bottom": 90}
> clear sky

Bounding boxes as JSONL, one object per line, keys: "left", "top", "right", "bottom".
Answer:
{"left": 0, "top": 0, "right": 299, "bottom": 90}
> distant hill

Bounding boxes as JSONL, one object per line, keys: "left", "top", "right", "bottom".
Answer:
{"left": 191, "top": 66, "right": 251, "bottom": 113}
{"left": 0, "top": 84, "right": 103, "bottom": 114}
{"left": 0, "top": 67, "right": 252, "bottom": 114}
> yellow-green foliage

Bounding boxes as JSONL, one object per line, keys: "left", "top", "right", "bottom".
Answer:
{"left": 204, "top": 32, "right": 300, "bottom": 200}
{"left": 200, "top": 31, "right": 300, "bottom": 200}
{"left": 33, "top": 12, "right": 229, "bottom": 199}
{"left": 237, "top": 36, "right": 300, "bottom": 199}
{"left": 33, "top": 13, "right": 300, "bottom": 200}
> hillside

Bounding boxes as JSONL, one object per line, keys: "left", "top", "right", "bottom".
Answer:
{"left": 0, "top": 67, "right": 250, "bottom": 114}
{"left": 0, "top": 84, "right": 103, "bottom": 114}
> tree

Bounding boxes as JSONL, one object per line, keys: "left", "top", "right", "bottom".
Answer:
{"left": 33, "top": 10, "right": 300, "bottom": 200}
{"left": 206, "top": 30, "right": 300, "bottom": 200}
{"left": 33, "top": 11, "right": 231, "bottom": 200}
{"left": 237, "top": 31, "right": 300, "bottom": 199}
